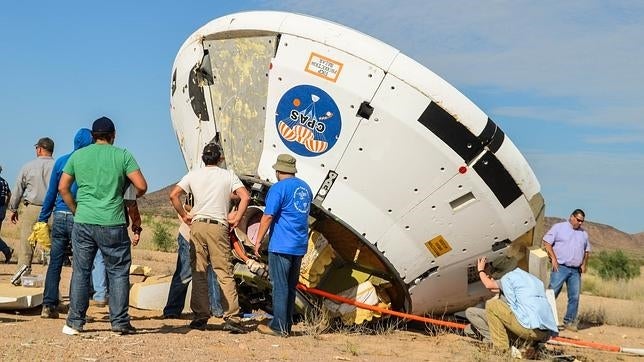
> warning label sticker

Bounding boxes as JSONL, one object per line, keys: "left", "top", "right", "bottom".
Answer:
{"left": 425, "top": 235, "right": 452, "bottom": 257}
{"left": 305, "top": 53, "right": 343, "bottom": 82}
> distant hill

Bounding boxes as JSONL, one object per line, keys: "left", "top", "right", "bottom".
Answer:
{"left": 137, "top": 185, "right": 175, "bottom": 217}
{"left": 545, "top": 217, "right": 643, "bottom": 258}
{"left": 140, "top": 186, "right": 644, "bottom": 257}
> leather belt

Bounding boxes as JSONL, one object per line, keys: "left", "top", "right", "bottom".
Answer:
{"left": 193, "top": 218, "right": 222, "bottom": 225}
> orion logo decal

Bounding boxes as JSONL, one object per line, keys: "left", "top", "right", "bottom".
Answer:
{"left": 275, "top": 85, "right": 341, "bottom": 157}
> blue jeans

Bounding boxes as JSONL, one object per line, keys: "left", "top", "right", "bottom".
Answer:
{"left": 0, "top": 205, "right": 11, "bottom": 255}
{"left": 268, "top": 252, "right": 302, "bottom": 334}
{"left": 549, "top": 264, "right": 581, "bottom": 325}
{"left": 43, "top": 212, "right": 74, "bottom": 307}
{"left": 163, "top": 233, "right": 223, "bottom": 317}
{"left": 92, "top": 250, "right": 108, "bottom": 302}
{"left": 66, "top": 223, "right": 132, "bottom": 330}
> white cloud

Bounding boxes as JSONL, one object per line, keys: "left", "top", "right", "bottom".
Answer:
{"left": 262, "top": 1, "right": 644, "bottom": 129}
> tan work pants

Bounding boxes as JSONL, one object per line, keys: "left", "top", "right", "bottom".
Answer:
{"left": 189, "top": 221, "right": 240, "bottom": 320}
{"left": 17, "top": 204, "right": 41, "bottom": 270}
{"left": 486, "top": 298, "right": 550, "bottom": 351}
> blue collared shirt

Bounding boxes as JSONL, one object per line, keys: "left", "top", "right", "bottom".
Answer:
{"left": 498, "top": 268, "right": 559, "bottom": 333}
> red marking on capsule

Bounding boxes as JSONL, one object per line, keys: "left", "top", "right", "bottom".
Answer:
{"left": 269, "top": 62, "right": 273, "bottom": 70}
{"left": 458, "top": 166, "right": 467, "bottom": 174}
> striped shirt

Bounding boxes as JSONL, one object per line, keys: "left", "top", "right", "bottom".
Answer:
{"left": 0, "top": 176, "right": 9, "bottom": 204}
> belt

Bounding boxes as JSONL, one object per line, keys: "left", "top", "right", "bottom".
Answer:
{"left": 193, "top": 217, "right": 223, "bottom": 225}
{"left": 54, "top": 210, "right": 74, "bottom": 215}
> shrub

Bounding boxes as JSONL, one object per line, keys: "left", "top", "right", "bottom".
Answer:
{"left": 592, "top": 250, "right": 640, "bottom": 281}
{"left": 152, "top": 221, "right": 175, "bottom": 252}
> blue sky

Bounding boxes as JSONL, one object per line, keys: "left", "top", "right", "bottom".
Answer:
{"left": 1, "top": 1, "right": 642, "bottom": 233}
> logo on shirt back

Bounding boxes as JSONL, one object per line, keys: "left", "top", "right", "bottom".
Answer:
{"left": 293, "top": 186, "right": 311, "bottom": 213}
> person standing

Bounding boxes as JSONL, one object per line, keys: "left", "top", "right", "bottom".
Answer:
{"left": 253, "top": 154, "right": 312, "bottom": 337}
{"left": 59, "top": 117, "right": 147, "bottom": 335}
{"left": 543, "top": 209, "right": 591, "bottom": 331}
{"left": 476, "top": 256, "right": 558, "bottom": 353}
{"left": 38, "top": 128, "right": 93, "bottom": 318}
{"left": 169, "top": 142, "right": 250, "bottom": 333}
{"left": 0, "top": 165, "right": 14, "bottom": 262}
{"left": 163, "top": 199, "right": 223, "bottom": 319}
{"left": 8, "top": 137, "right": 55, "bottom": 273}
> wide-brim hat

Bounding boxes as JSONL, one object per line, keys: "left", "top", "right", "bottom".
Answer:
{"left": 272, "top": 154, "right": 297, "bottom": 174}
{"left": 490, "top": 255, "right": 519, "bottom": 279}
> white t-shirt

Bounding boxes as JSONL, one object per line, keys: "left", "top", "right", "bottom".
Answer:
{"left": 176, "top": 166, "right": 244, "bottom": 225}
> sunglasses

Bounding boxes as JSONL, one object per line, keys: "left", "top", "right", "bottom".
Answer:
{"left": 575, "top": 217, "right": 585, "bottom": 223}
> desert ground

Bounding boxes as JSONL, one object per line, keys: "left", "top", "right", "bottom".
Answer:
{"left": 1, "top": 220, "right": 643, "bottom": 361}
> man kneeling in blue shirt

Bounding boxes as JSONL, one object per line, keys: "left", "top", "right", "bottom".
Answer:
{"left": 476, "top": 256, "right": 558, "bottom": 353}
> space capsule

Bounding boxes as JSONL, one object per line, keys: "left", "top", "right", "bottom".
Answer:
{"left": 170, "top": 11, "right": 548, "bottom": 322}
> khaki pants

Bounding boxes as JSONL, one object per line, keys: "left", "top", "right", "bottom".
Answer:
{"left": 17, "top": 204, "right": 41, "bottom": 270}
{"left": 486, "top": 298, "right": 550, "bottom": 351}
{"left": 189, "top": 221, "right": 240, "bottom": 320}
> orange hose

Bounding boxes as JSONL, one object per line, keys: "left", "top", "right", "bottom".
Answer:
{"left": 551, "top": 336, "right": 621, "bottom": 352}
{"left": 297, "top": 283, "right": 629, "bottom": 354}
{"left": 296, "top": 283, "right": 464, "bottom": 329}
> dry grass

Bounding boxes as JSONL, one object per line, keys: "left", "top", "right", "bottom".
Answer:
{"left": 582, "top": 266, "right": 644, "bottom": 301}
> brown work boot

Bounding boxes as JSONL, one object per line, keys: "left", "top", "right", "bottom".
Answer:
{"left": 41, "top": 305, "right": 59, "bottom": 319}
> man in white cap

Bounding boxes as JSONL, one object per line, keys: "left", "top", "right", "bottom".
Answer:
{"left": 253, "top": 153, "right": 312, "bottom": 336}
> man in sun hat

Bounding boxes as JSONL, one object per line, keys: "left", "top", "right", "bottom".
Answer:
{"left": 470, "top": 256, "right": 558, "bottom": 353}
{"left": 253, "top": 153, "right": 312, "bottom": 337}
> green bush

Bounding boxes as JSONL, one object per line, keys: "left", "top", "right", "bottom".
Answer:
{"left": 591, "top": 250, "right": 640, "bottom": 281}
{"left": 152, "top": 221, "right": 175, "bottom": 252}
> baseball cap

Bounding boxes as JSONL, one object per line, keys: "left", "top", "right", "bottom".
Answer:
{"left": 92, "top": 116, "right": 115, "bottom": 133}
{"left": 34, "top": 137, "right": 55, "bottom": 153}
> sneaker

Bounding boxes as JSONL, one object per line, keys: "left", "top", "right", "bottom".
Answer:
{"left": 112, "top": 323, "right": 137, "bottom": 335}
{"left": 189, "top": 318, "right": 208, "bottom": 331}
{"left": 62, "top": 324, "right": 81, "bottom": 336}
{"left": 256, "top": 323, "right": 285, "bottom": 337}
{"left": 41, "top": 305, "right": 59, "bottom": 319}
{"left": 4, "top": 248, "right": 13, "bottom": 263}
{"left": 223, "top": 318, "right": 247, "bottom": 334}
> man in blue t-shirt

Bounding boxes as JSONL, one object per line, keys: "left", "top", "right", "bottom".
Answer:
{"left": 253, "top": 154, "right": 312, "bottom": 336}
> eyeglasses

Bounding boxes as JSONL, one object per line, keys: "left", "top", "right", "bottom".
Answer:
{"left": 575, "top": 217, "right": 584, "bottom": 223}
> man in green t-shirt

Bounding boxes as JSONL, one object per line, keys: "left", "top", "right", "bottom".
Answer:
{"left": 59, "top": 117, "right": 147, "bottom": 336}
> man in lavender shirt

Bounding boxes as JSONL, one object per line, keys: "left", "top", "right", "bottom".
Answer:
{"left": 543, "top": 209, "right": 590, "bottom": 331}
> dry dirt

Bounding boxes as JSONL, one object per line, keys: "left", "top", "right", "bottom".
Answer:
{"left": 0, "top": 248, "right": 642, "bottom": 361}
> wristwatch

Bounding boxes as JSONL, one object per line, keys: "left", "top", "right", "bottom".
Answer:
{"left": 132, "top": 225, "right": 143, "bottom": 234}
